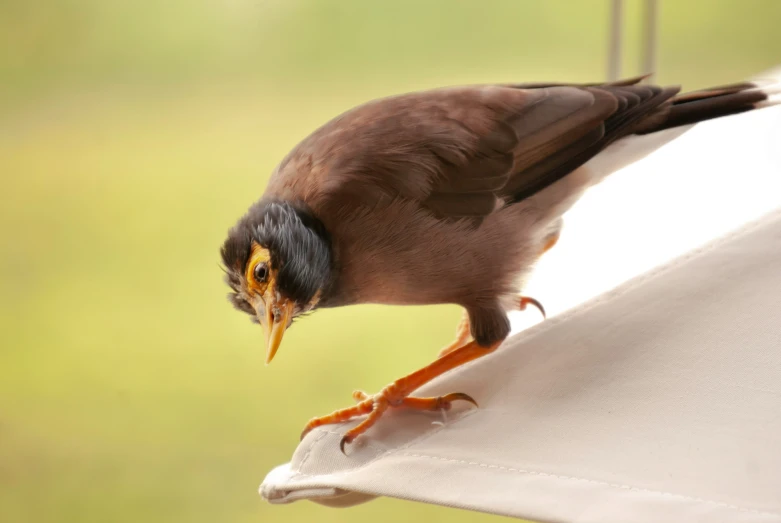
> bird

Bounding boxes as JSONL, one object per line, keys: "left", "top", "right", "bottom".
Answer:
{"left": 220, "top": 74, "right": 779, "bottom": 452}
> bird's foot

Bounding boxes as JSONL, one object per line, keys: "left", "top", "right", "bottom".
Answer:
{"left": 300, "top": 338, "right": 499, "bottom": 453}
{"left": 519, "top": 296, "right": 546, "bottom": 319}
{"left": 300, "top": 387, "right": 477, "bottom": 453}
{"left": 437, "top": 310, "right": 472, "bottom": 358}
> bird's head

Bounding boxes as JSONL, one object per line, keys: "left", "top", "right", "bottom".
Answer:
{"left": 220, "top": 200, "right": 332, "bottom": 364}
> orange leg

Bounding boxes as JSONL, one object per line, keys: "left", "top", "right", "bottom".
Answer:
{"left": 439, "top": 297, "right": 545, "bottom": 360}
{"left": 437, "top": 310, "right": 472, "bottom": 358}
{"left": 300, "top": 339, "right": 501, "bottom": 453}
{"left": 506, "top": 229, "right": 559, "bottom": 321}
{"left": 541, "top": 231, "right": 561, "bottom": 254}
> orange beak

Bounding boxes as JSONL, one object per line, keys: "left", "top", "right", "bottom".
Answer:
{"left": 255, "top": 294, "right": 293, "bottom": 365}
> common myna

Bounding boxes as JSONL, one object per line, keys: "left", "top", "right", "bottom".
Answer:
{"left": 221, "top": 75, "right": 777, "bottom": 451}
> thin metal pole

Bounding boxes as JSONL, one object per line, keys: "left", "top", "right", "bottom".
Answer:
{"left": 607, "top": 0, "right": 623, "bottom": 81}
{"left": 641, "top": 0, "right": 659, "bottom": 80}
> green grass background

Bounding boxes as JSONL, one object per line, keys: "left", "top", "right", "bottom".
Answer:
{"left": 1, "top": 1, "right": 779, "bottom": 522}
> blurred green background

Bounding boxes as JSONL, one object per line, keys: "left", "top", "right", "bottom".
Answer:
{"left": 1, "top": 1, "right": 779, "bottom": 522}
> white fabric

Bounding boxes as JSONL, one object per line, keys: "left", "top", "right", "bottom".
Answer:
{"left": 260, "top": 102, "right": 781, "bottom": 521}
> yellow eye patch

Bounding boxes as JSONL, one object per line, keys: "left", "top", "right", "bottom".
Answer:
{"left": 246, "top": 242, "right": 274, "bottom": 295}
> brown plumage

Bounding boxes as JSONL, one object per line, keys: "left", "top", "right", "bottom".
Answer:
{"left": 221, "top": 75, "right": 775, "bottom": 451}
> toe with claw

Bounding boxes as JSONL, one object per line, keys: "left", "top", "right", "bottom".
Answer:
{"left": 301, "top": 388, "right": 478, "bottom": 453}
{"left": 519, "top": 295, "right": 546, "bottom": 319}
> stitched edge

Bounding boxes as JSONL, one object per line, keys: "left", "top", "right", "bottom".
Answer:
{"left": 292, "top": 430, "right": 329, "bottom": 478}
{"left": 287, "top": 431, "right": 780, "bottom": 518}
{"left": 395, "top": 452, "right": 781, "bottom": 518}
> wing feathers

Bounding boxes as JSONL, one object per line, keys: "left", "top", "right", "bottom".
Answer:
{"left": 508, "top": 87, "right": 617, "bottom": 173}
{"left": 266, "top": 76, "right": 772, "bottom": 224}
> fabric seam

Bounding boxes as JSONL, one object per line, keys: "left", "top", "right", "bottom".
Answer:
{"left": 288, "top": 429, "right": 780, "bottom": 518}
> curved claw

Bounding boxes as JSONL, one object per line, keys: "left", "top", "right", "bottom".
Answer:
{"left": 519, "top": 296, "right": 546, "bottom": 319}
{"left": 441, "top": 392, "right": 478, "bottom": 408}
{"left": 340, "top": 435, "right": 351, "bottom": 454}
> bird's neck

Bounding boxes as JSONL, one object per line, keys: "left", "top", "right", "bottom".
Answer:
{"left": 259, "top": 200, "right": 335, "bottom": 307}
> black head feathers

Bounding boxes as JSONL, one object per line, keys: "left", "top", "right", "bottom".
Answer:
{"left": 221, "top": 200, "right": 332, "bottom": 309}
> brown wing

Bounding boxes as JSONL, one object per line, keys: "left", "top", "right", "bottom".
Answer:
{"left": 265, "top": 78, "right": 679, "bottom": 221}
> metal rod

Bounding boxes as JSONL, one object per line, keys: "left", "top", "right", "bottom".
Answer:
{"left": 607, "top": 0, "right": 623, "bottom": 81}
{"left": 641, "top": 0, "right": 659, "bottom": 80}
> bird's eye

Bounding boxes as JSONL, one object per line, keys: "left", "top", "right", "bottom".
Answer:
{"left": 253, "top": 262, "right": 269, "bottom": 283}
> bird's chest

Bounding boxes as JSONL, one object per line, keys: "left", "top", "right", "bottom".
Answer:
{"left": 327, "top": 253, "right": 455, "bottom": 306}
{"left": 320, "top": 208, "right": 528, "bottom": 307}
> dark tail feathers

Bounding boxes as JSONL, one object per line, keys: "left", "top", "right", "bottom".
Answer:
{"left": 637, "top": 80, "right": 777, "bottom": 134}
